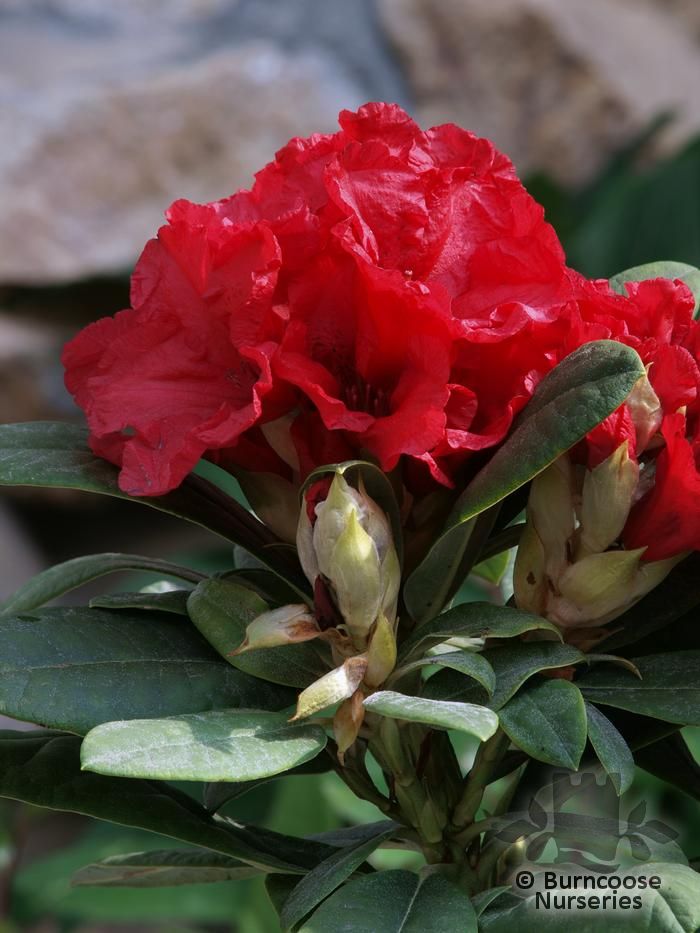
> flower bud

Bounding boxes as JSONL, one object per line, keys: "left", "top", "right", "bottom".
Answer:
{"left": 549, "top": 548, "right": 679, "bottom": 629}
{"left": 364, "top": 613, "right": 398, "bottom": 688}
{"left": 515, "top": 443, "right": 682, "bottom": 631}
{"left": 231, "top": 604, "right": 319, "bottom": 655}
{"left": 577, "top": 442, "right": 638, "bottom": 559}
{"left": 291, "top": 655, "right": 368, "bottom": 720}
{"left": 297, "top": 473, "right": 400, "bottom": 650}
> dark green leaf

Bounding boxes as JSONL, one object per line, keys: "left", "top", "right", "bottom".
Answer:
{"left": 578, "top": 651, "right": 700, "bottom": 725}
{"left": 0, "top": 421, "right": 306, "bottom": 588}
{"left": 498, "top": 679, "right": 587, "bottom": 769}
{"left": 0, "top": 607, "right": 293, "bottom": 733}
{"left": 610, "top": 260, "right": 700, "bottom": 314}
{"left": 584, "top": 701, "right": 635, "bottom": 795}
{"left": 398, "top": 602, "right": 561, "bottom": 664}
{"left": 203, "top": 752, "right": 334, "bottom": 811}
{"left": 423, "top": 642, "right": 584, "bottom": 709}
{"left": 81, "top": 710, "right": 327, "bottom": 783}
{"left": 636, "top": 733, "right": 700, "bottom": 803}
{"left": 187, "top": 578, "right": 327, "bottom": 689}
{"left": 281, "top": 825, "right": 396, "bottom": 931}
{"left": 390, "top": 650, "right": 496, "bottom": 696}
{"left": 363, "top": 691, "right": 498, "bottom": 742}
{"left": 72, "top": 849, "right": 262, "bottom": 887}
{"left": 221, "top": 568, "right": 306, "bottom": 607}
{"left": 404, "top": 341, "right": 645, "bottom": 622}
{"left": 471, "top": 887, "right": 510, "bottom": 918}
{"left": 0, "top": 553, "right": 204, "bottom": 617}
{"left": 480, "top": 863, "right": 700, "bottom": 931}
{"left": 301, "top": 870, "right": 477, "bottom": 933}
{"left": 0, "top": 730, "right": 329, "bottom": 873}
{"left": 90, "top": 589, "right": 191, "bottom": 615}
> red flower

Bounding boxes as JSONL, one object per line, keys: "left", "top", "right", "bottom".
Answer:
{"left": 624, "top": 413, "right": 700, "bottom": 560}
{"left": 64, "top": 102, "right": 571, "bottom": 496}
{"left": 63, "top": 213, "right": 284, "bottom": 495}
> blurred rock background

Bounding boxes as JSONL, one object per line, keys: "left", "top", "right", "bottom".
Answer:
{"left": 2, "top": 1, "right": 700, "bottom": 929}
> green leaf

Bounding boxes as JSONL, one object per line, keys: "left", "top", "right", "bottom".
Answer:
{"left": 71, "top": 849, "right": 262, "bottom": 887}
{"left": 280, "top": 824, "right": 396, "bottom": 931}
{"left": 81, "top": 710, "right": 327, "bottom": 783}
{"left": 0, "top": 421, "right": 306, "bottom": 588}
{"left": 363, "top": 691, "right": 499, "bottom": 742}
{"left": 472, "top": 887, "right": 510, "bottom": 918}
{"left": 0, "top": 607, "right": 293, "bottom": 733}
{"left": 498, "top": 679, "right": 587, "bottom": 769}
{"left": 404, "top": 341, "right": 645, "bottom": 622}
{"left": 479, "top": 863, "right": 700, "bottom": 932}
{"left": 636, "top": 733, "right": 700, "bottom": 802}
{"left": 0, "top": 553, "right": 204, "bottom": 617}
{"left": 423, "top": 642, "right": 585, "bottom": 710}
{"left": 90, "top": 589, "right": 191, "bottom": 615}
{"left": 610, "top": 260, "right": 700, "bottom": 314}
{"left": 187, "top": 578, "right": 327, "bottom": 689}
{"left": 578, "top": 651, "right": 700, "bottom": 725}
{"left": 584, "top": 701, "right": 635, "bottom": 795}
{"left": 203, "top": 752, "right": 334, "bottom": 811}
{"left": 471, "top": 550, "right": 511, "bottom": 585}
{"left": 300, "top": 870, "right": 478, "bottom": 933}
{"left": 390, "top": 650, "right": 496, "bottom": 696}
{"left": 300, "top": 460, "right": 404, "bottom": 567}
{"left": 398, "top": 602, "right": 561, "bottom": 663}
{"left": 0, "top": 730, "right": 331, "bottom": 873}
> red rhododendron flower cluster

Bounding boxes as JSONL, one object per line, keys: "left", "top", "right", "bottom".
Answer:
{"left": 562, "top": 274, "right": 700, "bottom": 561}
{"left": 63, "top": 102, "right": 570, "bottom": 497}
{"left": 63, "top": 102, "right": 700, "bottom": 563}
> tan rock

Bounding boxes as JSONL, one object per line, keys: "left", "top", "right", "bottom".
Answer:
{"left": 0, "top": 37, "right": 361, "bottom": 284}
{"left": 380, "top": 0, "right": 700, "bottom": 183}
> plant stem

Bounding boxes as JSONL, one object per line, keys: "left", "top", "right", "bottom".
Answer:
{"left": 449, "top": 729, "right": 510, "bottom": 834}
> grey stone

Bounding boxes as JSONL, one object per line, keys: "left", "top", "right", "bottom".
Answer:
{"left": 380, "top": 0, "right": 700, "bottom": 184}
{"left": 0, "top": 1, "right": 367, "bottom": 284}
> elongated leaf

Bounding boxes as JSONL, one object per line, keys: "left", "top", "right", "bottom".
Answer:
{"left": 423, "top": 642, "right": 584, "bottom": 710}
{"left": 301, "top": 870, "right": 477, "bottom": 933}
{"left": 498, "top": 679, "right": 587, "bottom": 769}
{"left": 90, "top": 589, "right": 190, "bottom": 615}
{"left": 610, "top": 260, "right": 700, "bottom": 314}
{"left": 281, "top": 824, "right": 396, "bottom": 931}
{"left": 300, "top": 460, "right": 404, "bottom": 566}
{"left": 72, "top": 849, "right": 262, "bottom": 888}
{"left": 0, "top": 552, "right": 204, "bottom": 617}
{"left": 472, "top": 887, "right": 510, "bottom": 918}
{"left": 363, "top": 691, "right": 498, "bottom": 742}
{"left": 398, "top": 602, "right": 561, "bottom": 663}
{"left": 0, "top": 607, "right": 293, "bottom": 733}
{"left": 390, "top": 650, "right": 496, "bottom": 696}
{"left": 479, "top": 863, "right": 700, "bottom": 932}
{"left": 187, "top": 578, "right": 327, "bottom": 689}
{"left": 404, "top": 341, "right": 645, "bottom": 622}
{"left": 584, "top": 701, "right": 635, "bottom": 795}
{"left": 635, "top": 733, "right": 700, "bottom": 802}
{"left": 0, "top": 730, "right": 330, "bottom": 872}
{"left": 82, "top": 710, "right": 327, "bottom": 783}
{"left": 578, "top": 651, "right": 700, "bottom": 725}
{"left": 203, "top": 752, "right": 334, "bottom": 811}
{"left": 0, "top": 421, "right": 306, "bottom": 588}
